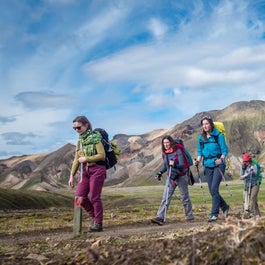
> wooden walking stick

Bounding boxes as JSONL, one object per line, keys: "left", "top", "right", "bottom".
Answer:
{"left": 73, "top": 162, "right": 83, "bottom": 237}
{"left": 73, "top": 196, "right": 83, "bottom": 236}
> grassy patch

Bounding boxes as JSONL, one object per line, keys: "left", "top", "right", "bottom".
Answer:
{"left": 1, "top": 179, "right": 265, "bottom": 265}
{"left": 0, "top": 188, "right": 73, "bottom": 210}
{"left": 0, "top": 180, "right": 264, "bottom": 235}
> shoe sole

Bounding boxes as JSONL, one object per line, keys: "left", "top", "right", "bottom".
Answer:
{"left": 223, "top": 207, "right": 229, "bottom": 218}
{"left": 88, "top": 229, "right": 103, "bottom": 232}
{"left": 208, "top": 219, "right": 217, "bottom": 222}
{"left": 208, "top": 217, "right": 218, "bottom": 222}
{"left": 151, "top": 219, "right": 165, "bottom": 226}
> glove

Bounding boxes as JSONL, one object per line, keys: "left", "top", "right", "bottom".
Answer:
{"left": 155, "top": 171, "right": 162, "bottom": 181}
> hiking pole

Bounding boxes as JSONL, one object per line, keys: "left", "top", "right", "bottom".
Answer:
{"left": 73, "top": 164, "right": 83, "bottom": 237}
{"left": 217, "top": 167, "right": 235, "bottom": 206}
{"left": 163, "top": 166, "right": 171, "bottom": 223}
{"left": 195, "top": 162, "right": 208, "bottom": 217}
{"left": 247, "top": 169, "right": 253, "bottom": 212}
{"left": 243, "top": 188, "right": 248, "bottom": 212}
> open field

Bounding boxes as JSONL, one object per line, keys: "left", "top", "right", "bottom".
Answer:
{"left": 0, "top": 180, "right": 265, "bottom": 264}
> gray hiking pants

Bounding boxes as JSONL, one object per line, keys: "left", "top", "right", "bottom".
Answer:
{"left": 157, "top": 174, "right": 194, "bottom": 221}
{"left": 248, "top": 185, "right": 260, "bottom": 216}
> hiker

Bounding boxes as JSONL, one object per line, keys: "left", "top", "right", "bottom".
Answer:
{"left": 68, "top": 116, "right": 106, "bottom": 232}
{"left": 194, "top": 115, "right": 229, "bottom": 222}
{"left": 240, "top": 153, "right": 261, "bottom": 217}
{"left": 151, "top": 135, "right": 194, "bottom": 225}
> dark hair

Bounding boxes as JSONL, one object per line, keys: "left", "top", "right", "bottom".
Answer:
{"left": 200, "top": 115, "right": 214, "bottom": 125}
{"left": 161, "top": 135, "right": 176, "bottom": 153}
{"left": 72, "top": 116, "right": 92, "bottom": 130}
{"left": 201, "top": 115, "right": 214, "bottom": 139}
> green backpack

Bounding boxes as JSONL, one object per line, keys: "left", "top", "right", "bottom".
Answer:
{"left": 252, "top": 159, "right": 262, "bottom": 185}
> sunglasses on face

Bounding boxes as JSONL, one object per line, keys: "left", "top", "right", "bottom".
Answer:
{"left": 73, "top": 126, "right": 82, "bottom": 130}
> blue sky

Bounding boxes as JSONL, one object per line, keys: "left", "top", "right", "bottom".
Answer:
{"left": 1, "top": 0, "right": 265, "bottom": 159}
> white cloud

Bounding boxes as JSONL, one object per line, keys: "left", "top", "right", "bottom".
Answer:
{"left": 148, "top": 18, "right": 168, "bottom": 39}
{"left": 1, "top": 0, "right": 265, "bottom": 158}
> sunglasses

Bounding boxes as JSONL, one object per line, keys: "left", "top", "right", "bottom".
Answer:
{"left": 73, "top": 126, "right": 82, "bottom": 130}
{"left": 201, "top": 115, "right": 212, "bottom": 121}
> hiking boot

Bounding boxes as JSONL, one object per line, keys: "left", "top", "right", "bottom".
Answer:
{"left": 89, "top": 219, "right": 94, "bottom": 229}
{"left": 186, "top": 217, "right": 194, "bottom": 222}
{"left": 222, "top": 205, "right": 230, "bottom": 218}
{"left": 208, "top": 215, "right": 218, "bottom": 222}
{"left": 88, "top": 222, "right": 103, "bottom": 232}
{"left": 151, "top": 217, "right": 165, "bottom": 225}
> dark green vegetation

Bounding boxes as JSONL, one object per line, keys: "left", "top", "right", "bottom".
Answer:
{"left": 0, "top": 181, "right": 265, "bottom": 264}
{"left": 0, "top": 188, "right": 73, "bottom": 210}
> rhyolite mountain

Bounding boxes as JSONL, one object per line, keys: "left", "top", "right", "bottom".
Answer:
{"left": 0, "top": 100, "right": 264, "bottom": 191}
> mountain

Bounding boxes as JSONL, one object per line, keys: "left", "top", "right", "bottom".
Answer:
{"left": 0, "top": 100, "right": 264, "bottom": 190}
{"left": 0, "top": 144, "right": 74, "bottom": 191}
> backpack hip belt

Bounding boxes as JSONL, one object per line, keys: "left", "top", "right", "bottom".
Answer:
{"left": 203, "top": 154, "right": 221, "bottom": 161}
{"left": 85, "top": 161, "right": 105, "bottom": 167}
{"left": 85, "top": 162, "right": 96, "bottom": 167}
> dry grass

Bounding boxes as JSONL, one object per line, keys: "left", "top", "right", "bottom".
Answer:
{"left": 0, "top": 182, "right": 265, "bottom": 264}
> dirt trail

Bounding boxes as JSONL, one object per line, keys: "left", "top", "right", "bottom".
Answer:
{"left": 0, "top": 219, "right": 207, "bottom": 244}
{"left": 1, "top": 217, "right": 265, "bottom": 265}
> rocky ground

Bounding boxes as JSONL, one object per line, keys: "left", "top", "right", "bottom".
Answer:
{"left": 1, "top": 214, "right": 265, "bottom": 265}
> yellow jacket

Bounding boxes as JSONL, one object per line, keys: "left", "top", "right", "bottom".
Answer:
{"left": 70, "top": 141, "right": 105, "bottom": 176}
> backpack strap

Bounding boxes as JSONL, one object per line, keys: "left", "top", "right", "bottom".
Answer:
{"left": 200, "top": 132, "right": 221, "bottom": 148}
{"left": 213, "top": 132, "right": 220, "bottom": 146}
{"left": 175, "top": 144, "right": 188, "bottom": 172}
{"left": 199, "top": 133, "right": 222, "bottom": 161}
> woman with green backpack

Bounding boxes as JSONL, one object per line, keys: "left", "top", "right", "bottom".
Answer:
{"left": 240, "top": 153, "right": 261, "bottom": 218}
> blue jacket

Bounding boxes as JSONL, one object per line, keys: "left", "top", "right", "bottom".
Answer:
{"left": 197, "top": 128, "right": 228, "bottom": 168}
{"left": 240, "top": 164, "right": 258, "bottom": 188}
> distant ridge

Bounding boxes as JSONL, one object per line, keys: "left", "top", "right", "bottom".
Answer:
{"left": 0, "top": 100, "right": 264, "bottom": 190}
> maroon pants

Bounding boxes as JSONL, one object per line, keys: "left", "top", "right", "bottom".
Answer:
{"left": 75, "top": 164, "right": 106, "bottom": 224}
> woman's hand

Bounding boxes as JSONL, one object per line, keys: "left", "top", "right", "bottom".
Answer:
{"left": 194, "top": 157, "right": 201, "bottom": 166}
{"left": 78, "top": 156, "right": 86, "bottom": 163}
{"left": 68, "top": 175, "right": 74, "bottom": 188}
{"left": 241, "top": 172, "right": 249, "bottom": 180}
{"left": 169, "top": 159, "right": 174, "bottom": 166}
{"left": 215, "top": 158, "right": 223, "bottom": 166}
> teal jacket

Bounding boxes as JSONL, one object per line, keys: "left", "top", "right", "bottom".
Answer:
{"left": 197, "top": 128, "right": 228, "bottom": 168}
